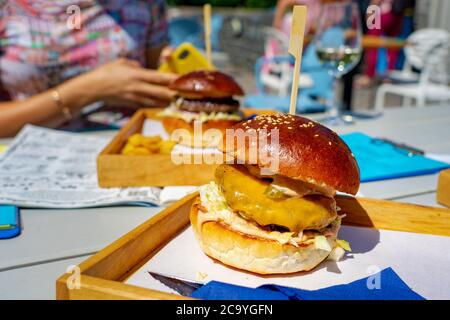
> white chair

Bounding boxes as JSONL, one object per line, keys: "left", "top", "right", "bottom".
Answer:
{"left": 374, "top": 29, "right": 450, "bottom": 112}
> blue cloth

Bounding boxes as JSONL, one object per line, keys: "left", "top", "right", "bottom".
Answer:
{"left": 190, "top": 268, "right": 424, "bottom": 300}
{"left": 341, "top": 132, "right": 450, "bottom": 182}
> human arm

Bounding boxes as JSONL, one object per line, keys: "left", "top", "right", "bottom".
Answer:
{"left": 0, "top": 59, "right": 177, "bottom": 137}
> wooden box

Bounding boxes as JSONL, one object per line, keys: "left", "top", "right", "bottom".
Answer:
{"left": 97, "top": 108, "right": 273, "bottom": 187}
{"left": 437, "top": 169, "right": 450, "bottom": 208}
{"left": 56, "top": 193, "right": 450, "bottom": 300}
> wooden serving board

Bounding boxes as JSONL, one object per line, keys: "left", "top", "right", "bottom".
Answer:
{"left": 97, "top": 108, "right": 275, "bottom": 187}
{"left": 437, "top": 169, "right": 450, "bottom": 208}
{"left": 56, "top": 193, "right": 450, "bottom": 300}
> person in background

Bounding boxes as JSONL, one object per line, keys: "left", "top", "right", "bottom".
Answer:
{"left": 273, "top": 0, "right": 322, "bottom": 37}
{"left": 0, "top": 0, "right": 176, "bottom": 138}
{"left": 354, "top": 0, "right": 413, "bottom": 88}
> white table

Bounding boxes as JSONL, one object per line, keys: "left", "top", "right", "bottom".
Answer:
{"left": 1, "top": 105, "right": 449, "bottom": 299}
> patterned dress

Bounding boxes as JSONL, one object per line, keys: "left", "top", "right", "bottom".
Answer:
{"left": 0, "top": 0, "right": 168, "bottom": 100}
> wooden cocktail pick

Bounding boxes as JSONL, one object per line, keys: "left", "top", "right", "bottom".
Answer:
{"left": 288, "top": 5, "right": 308, "bottom": 115}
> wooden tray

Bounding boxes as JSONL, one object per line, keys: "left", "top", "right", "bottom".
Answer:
{"left": 56, "top": 193, "right": 450, "bottom": 300}
{"left": 97, "top": 108, "right": 274, "bottom": 187}
{"left": 437, "top": 169, "right": 450, "bottom": 208}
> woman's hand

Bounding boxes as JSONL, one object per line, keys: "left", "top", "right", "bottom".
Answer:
{"left": 0, "top": 59, "right": 178, "bottom": 137}
{"left": 85, "top": 58, "right": 178, "bottom": 107}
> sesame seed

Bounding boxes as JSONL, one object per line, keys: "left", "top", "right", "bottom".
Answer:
{"left": 328, "top": 142, "right": 332, "bottom": 146}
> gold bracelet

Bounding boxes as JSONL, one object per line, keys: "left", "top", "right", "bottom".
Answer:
{"left": 51, "top": 88, "right": 72, "bottom": 122}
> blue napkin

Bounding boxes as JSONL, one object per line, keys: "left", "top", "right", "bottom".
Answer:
{"left": 341, "top": 132, "right": 450, "bottom": 182}
{"left": 190, "top": 267, "right": 424, "bottom": 300}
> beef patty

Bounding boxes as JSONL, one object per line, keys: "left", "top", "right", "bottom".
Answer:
{"left": 178, "top": 97, "right": 240, "bottom": 114}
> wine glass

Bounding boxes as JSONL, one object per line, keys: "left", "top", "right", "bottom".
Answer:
{"left": 314, "top": 2, "right": 362, "bottom": 125}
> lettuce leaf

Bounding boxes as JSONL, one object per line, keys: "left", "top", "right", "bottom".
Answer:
{"left": 336, "top": 239, "right": 352, "bottom": 252}
{"left": 314, "top": 235, "right": 332, "bottom": 252}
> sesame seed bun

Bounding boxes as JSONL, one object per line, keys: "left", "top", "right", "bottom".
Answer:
{"left": 169, "top": 70, "right": 244, "bottom": 99}
{"left": 220, "top": 114, "right": 360, "bottom": 195}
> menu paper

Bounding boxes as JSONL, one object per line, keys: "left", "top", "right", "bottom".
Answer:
{"left": 0, "top": 125, "right": 195, "bottom": 208}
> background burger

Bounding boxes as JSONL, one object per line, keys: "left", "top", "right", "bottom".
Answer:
{"left": 159, "top": 70, "right": 244, "bottom": 148}
{"left": 190, "top": 114, "right": 360, "bottom": 274}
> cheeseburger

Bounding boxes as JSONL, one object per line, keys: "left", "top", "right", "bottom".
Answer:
{"left": 160, "top": 70, "right": 244, "bottom": 147}
{"left": 190, "top": 114, "right": 360, "bottom": 274}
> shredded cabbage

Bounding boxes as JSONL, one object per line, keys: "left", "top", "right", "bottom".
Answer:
{"left": 314, "top": 235, "right": 332, "bottom": 252}
{"left": 199, "top": 182, "right": 230, "bottom": 213}
{"left": 327, "top": 239, "right": 351, "bottom": 262}
{"left": 336, "top": 239, "right": 352, "bottom": 252}
{"left": 327, "top": 247, "right": 345, "bottom": 262}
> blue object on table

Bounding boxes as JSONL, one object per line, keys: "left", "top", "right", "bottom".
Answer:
{"left": 190, "top": 268, "right": 424, "bottom": 300}
{"left": 0, "top": 205, "right": 21, "bottom": 239}
{"left": 341, "top": 132, "right": 450, "bottom": 182}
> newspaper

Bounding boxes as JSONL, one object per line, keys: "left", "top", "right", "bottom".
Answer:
{"left": 0, "top": 125, "right": 195, "bottom": 208}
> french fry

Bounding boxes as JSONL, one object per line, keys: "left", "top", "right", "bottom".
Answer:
{"left": 121, "top": 134, "right": 176, "bottom": 155}
{"left": 158, "top": 140, "right": 177, "bottom": 154}
{"left": 128, "top": 133, "right": 144, "bottom": 147}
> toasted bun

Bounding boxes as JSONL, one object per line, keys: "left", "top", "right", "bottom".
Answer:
{"left": 162, "top": 116, "right": 240, "bottom": 148}
{"left": 169, "top": 70, "right": 244, "bottom": 99}
{"left": 220, "top": 114, "right": 360, "bottom": 195}
{"left": 190, "top": 198, "right": 336, "bottom": 274}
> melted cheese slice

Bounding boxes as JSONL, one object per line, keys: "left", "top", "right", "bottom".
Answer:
{"left": 198, "top": 182, "right": 340, "bottom": 246}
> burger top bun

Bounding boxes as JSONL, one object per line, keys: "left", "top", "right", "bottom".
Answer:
{"left": 220, "top": 114, "right": 360, "bottom": 195}
{"left": 169, "top": 70, "right": 244, "bottom": 99}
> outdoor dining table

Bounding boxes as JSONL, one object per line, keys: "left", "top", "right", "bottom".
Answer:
{"left": 0, "top": 104, "right": 449, "bottom": 299}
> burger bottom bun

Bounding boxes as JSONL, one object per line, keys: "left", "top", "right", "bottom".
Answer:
{"left": 162, "top": 116, "right": 239, "bottom": 148}
{"left": 190, "top": 199, "right": 336, "bottom": 275}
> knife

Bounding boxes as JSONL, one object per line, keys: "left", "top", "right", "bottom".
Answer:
{"left": 372, "top": 137, "right": 425, "bottom": 156}
{"left": 147, "top": 271, "right": 288, "bottom": 300}
{"left": 148, "top": 271, "right": 203, "bottom": 296}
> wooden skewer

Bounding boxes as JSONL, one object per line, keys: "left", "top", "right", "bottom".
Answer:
{"left": 288, "top": 5, "right": 307, "bottom": 115}
{"left": 203, "top": 4, "right": 212, "bottom": 68}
